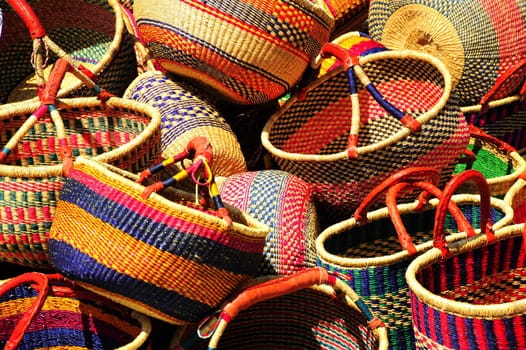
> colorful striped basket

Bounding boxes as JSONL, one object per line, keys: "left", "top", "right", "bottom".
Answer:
{"left": 174, "top": 267, "right": 389, "bottom": 350}
{"left": 121, "top": 10, "right": 247, "bottom": 178}
{"left": 0, "top": 0, "right": 137, "bottom": 103}
{"left": 321, "top": 0, "right": 369, "bottom": 40}
{"left": 315, "top": 168, "right": 515, "bottom": 349}
{"left": 504, "top": 172, "right": 526, "bottom": 224}
{"left": 0, "top": 59, "right": 162, "bottom": 268}
{"left": 368, "top": 0, "right": 526, "bottom": 112}
{"left": 132, "top": 0, "right": 335, "bottom": 105}
{"left": 262, "top": 42, "right": 470, "bottom": 220}
{"left": 48, "top": 155, "right": 269, "bottom": 325}
{"left": 216, "top": 169, "right": 320, "bottom": 276}
{"left": 0, "top": 272, "right": 152, "bottom": 350}
{"left": 406, "top": 185, "right": 526, "bottom": 349}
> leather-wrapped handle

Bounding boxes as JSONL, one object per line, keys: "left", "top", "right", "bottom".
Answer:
{"left": 6, "top": 0, "right": 46, "bottom": 39}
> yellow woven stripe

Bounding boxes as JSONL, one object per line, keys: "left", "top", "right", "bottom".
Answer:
{"left": 52, "top": 201, "right": 244, "bottom": 306}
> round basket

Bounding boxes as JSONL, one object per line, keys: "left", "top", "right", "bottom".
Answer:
{"left": 132, "top": 0, "right": 335, "bottom": 105}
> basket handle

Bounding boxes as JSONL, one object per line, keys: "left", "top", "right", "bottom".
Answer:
{"left": 6, "top": 0, "right": 46, "bottom": 39}
{"left": 190, "top": 267, "right": 388, "bottom": 350}
{"left": 0, "top": 272, "right": 50, "bottom": 350}
{"left": 320, "top": 42, "right": 421, "bottom": 158}
{"left": 433, "top": 170, "right": 494, "bottom": 256}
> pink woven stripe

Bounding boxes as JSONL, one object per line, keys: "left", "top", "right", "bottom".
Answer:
{"left": 0, "top": 205, "right": 53, "bottom": 225}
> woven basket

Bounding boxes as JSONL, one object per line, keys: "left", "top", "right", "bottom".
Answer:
{"left": 368, "top": 0, "right": 526, "bottom": 111}
{"left": 217, "top": 169, "right": 320, "bottom": 276}
{"left": 504, "top": 172, "right": 526, "bottom": 224}
{"left": 175, "top": 267, "right": 389, "bottom": 350}
{"left": 262, "top": 43, "right": 470, "bottom": 219}
{"left": 48, "top": 155, "right": 269, "bottom": 325}
{"left": 132, "top": 0, "right": 335, "bottom": 105}
{"left": 0, "top": 272, "right": 152, "bottom": 349}
{"left": 321, "top": 0, "right": 369, "bottom": 40}
{"left": 0, "top": 0, "right": 137, "bottom": 103}
{"left": 0, "top": 59, "right": 162, "bottom": 268}
{"left": 315, "top": 168, "right": 514, "bottom": 349}
{"left": 121, "top": 10, "right": 247, "bottom": 178}
{"left": 406, "top": 187, "right": 526, "bottom": 349}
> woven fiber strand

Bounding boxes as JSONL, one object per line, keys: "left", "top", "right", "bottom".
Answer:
{"left": 0, "top": 273, "right": 152, "bottom": 350}
{"left": 406, "top": 222, "right": 526, "bottom": 350}
{"left": 262, "top": 49, "right": 469, "bottom": 219}
{"left": 48, "top": 156, "right": 269, "bottom": 325}
{"left": 217, "top": 170, "right": 320, "bottom": 276}
{"left": 504, "top": 174, "right": 526, "bottom": 224}
{"left": 133, "top": 0, "right": 334, "bottom": 105}
{"left": 321, "top": 0, "right": 369, "bottom": 39}
{"left": 124, "top": 71, "right": 247, "bottom": 177}
{"left": 0, "top": 0, "right": 137, "bottom": 103}
{"left": 0, "top": 96, "right": 162, "bottom": 268}
{"left": 368, "top": 0, "right": 526, "bottom": 109}
{"left": 479, "top": 100, "right": 526, "bottom": 154}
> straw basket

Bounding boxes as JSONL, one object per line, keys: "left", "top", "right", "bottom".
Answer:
{"left": 368, "top": 0, "right": 526, "bottom": 112}
{"left": 48, "top": 156, "right": 269, "bottom": 325}
{"left": 0, "top": 59, "right": 162, "bottom": 268}
{"left": 504, "top": 172, "right": 526, "bottom": 224}
{"left": 406, "top": 197, "right": 526, "bottom": 349}
{"left": 262, "top": 43, "right": 469, "bottom": 219}
{"left": 0, "top": 0, "right": 137, "bottom": 103}
{"left": 175, "top": 267, "right": 389, "bottom": 350}
{"left": 132, "top": 0, "right": 335, "bottom": 105}
{"left": 217, "top": 169, "right": 320, "bottom": 276}
{"left": 0, "top": 272, "right": 152, "bottom": 350}
{"left": 321, "top": 0, "right": 369, "bottom": 40}
{"left": 315, "top": 168, "right": 514, "bottom": 349}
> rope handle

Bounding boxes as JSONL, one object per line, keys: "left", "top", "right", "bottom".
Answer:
{"left": 0, "top": 272, "right": 50, "bottom": 350}
{"left": 352, "top": 167, "right": 441, "bottom": 225}
{"left": 433, "top": 170, "right": 494, "bottom": 256}
{"left": 385, "top": 180, "right": 476, "bottom": 255}
{"left": 320, "top": 42, "right": 421, "bottom": 158}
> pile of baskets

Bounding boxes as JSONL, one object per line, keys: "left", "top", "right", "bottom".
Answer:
{"left": 1, "top": 0, "right": 524, "bottom": 349}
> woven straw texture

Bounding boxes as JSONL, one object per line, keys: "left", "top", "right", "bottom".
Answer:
{"left": 262, "top": 48, "right": 470, "bottom": 218}
{"left": 0, "top": 0, "right": 137, "bottom": 103}
{"left": 479, "top": 100, "right": 526, "bottom": 154}
{"left": 0, "top": 96, "right": 162, "bottom": 268}
{"left": 133, "top": 0, "right": 335, "bottom": 105}
{"left": 321, "top": 0, "right": 369, "bottom": 38}
{"left": 368, "top": 0, "right": 526, "bottom": 108}
{"left": 406, "top": 222, "right": 526, "bottom": 350}
{"left": 504, "top": 174, "right": 526, "bottom": 224}
{"left": 124, "top": 72, "right": 247, "bottom": 177}
{"left": 217, "top": 170, "right": 320, "bottom": 276}
{"left": 48, "top": 156, "right": 269, "bottom": 325}
{"left": 0, "top": 273, "right": 152, "bottom": 349}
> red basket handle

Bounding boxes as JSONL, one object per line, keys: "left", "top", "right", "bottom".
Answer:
{"left": 433, "top": 170, "right": 494, "bottom": 256}
{"left": 0, "top": 272, "right": 50, "bottom": 350}
{"left": 352, "top": 167, "right": 441, "bottom": 225}
{"left": 6, "top": 0, "right": 46, "bottom": 39}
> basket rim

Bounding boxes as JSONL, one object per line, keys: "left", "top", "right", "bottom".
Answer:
{"left": 405, "top": 222, "right": 526, "bottom": 318}
{"left": 261, "top": 49, "right": 453, "bottom": 162}
{"left": 0, "top": 96, "right": 162, "bottom": 178}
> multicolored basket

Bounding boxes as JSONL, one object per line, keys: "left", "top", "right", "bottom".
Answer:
{"left": 315, "top": 168, "right": 514, "bottom": 349}
{"left": 175, "top": 267, "right": 389, "bottom": 350}
{"left": 406, "top": 189, "right": 526, "bottom": 349}
{"left": 216, "top": 169, "right": 320, "bottom": 276}
{"left": 132, "top": 0, "right": 335, "bottom": 105}
{"left": 0, "top": 272, "right": 152, "bottom": 349}
{"left": 262, "top": 42, "right": 470, "bottom": 219}
{"left": 0, "top": 59, "right": 162, "bottom": 268}
{"left": 48, "top": 155, "right": 269, "bottom": 325}
{"left": 368, "top": 0, "right": 526, "bottom": 110}
{"left": 321, "top": 0, "right": 369, "bottom": 39}
{"left": 0, "top": 0, "right": 137, "bottom": 103}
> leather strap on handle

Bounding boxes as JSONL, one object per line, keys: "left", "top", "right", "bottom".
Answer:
{"left": 6, "top": 0, "right": 46, "bottom": 39}
{"left": 0, "top": 272, "right": 50, "bottom": 350}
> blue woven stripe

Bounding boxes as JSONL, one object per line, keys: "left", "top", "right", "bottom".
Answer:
{"left": 49, "top": 239, "right": 212, "bottom": 323}
{"left": 2, "top": 328, "right": 108, "bottom": 350}
{"left": 59, "top": 177, "right": 261, "bottom": 275}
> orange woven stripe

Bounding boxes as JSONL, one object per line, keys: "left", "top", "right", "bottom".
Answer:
{"left": 53, "top": 201, "right": 245, "bottom": 306}
{"left": 274, "top": 1, "right": 316, "bottom": 32}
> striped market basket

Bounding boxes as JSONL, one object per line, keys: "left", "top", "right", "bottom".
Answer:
{"left": 262, "top": 42, "right": 470, "bottom": 219}
{"left": 132, "top": 0, "right": 335, "bottom": 105}
{"left": 0, "top": 272, "right": 152, "bottom": 350}
{"left": 217, "top": 169, "right": 320, "bottom": 276}
{"left": 0, "top": 59, "right": 162, "bottom": 268}
{"left": 406, "top": 185, "right": 526, "bottom": 349}
{"left": 0, "top": 0, "right": 137, "bottom": 103}
{"left": 368, "top": 0, "right": 526, "bottom": 113}
{"left": 122, "top": 9, "right": 247, "bottom": 178}
{"left": 315, "top": 168, "right": 515, "bottom": 349}
{"left": 175, "top": 267, "right": 389, "bottom": 350}
{"left": 48, "top": 155, "right": 269, "bottom": 325}
{"left": 321, "top": 0, "right": 369, "bottom": 39}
